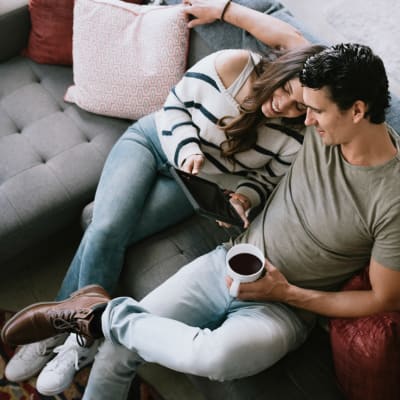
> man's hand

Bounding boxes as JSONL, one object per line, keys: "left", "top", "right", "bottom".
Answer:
{"left": 182, "top": 0, "right": 227, "bottom": 28}
{"left": 181, "top": 154, "right": 205, "bottom": 175}
{"left": 226, "top": 259, "right": 290, "bottom": 301}
{"left": 228, "top": 257, "right": 400, "bottom": 318}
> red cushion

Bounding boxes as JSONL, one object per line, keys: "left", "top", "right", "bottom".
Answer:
{"left": 22, "top": 0, "right": 145, "bottom": 65}
{"left": 329, "top": 268, "right": 400, "bottom": 400}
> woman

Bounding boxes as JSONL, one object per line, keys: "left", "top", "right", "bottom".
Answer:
{"left": 5, "top": 5, "right": 324, "bottom": 397}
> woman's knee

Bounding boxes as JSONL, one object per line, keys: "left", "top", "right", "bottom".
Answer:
{"left": 85, "top": 220, "right": 126, "bottom": 247}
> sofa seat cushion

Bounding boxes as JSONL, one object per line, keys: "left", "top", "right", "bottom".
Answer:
{"left": 0, "top": 56, "right": 130, "bottom": 267}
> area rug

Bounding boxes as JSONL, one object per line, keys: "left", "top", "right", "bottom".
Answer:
{"left": 324, "top": 0, "right": 400, "bottom": 90}
{"left": 0, "top": 310, "right": 162, "bottom": 400}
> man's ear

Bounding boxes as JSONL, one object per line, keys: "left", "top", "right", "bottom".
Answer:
{"left": 352, "top": 100, "right": 367, "bottom": 123}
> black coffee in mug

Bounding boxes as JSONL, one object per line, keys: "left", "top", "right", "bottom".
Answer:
{"left": 229, "top": 253, "right": 262, "bottom": 275}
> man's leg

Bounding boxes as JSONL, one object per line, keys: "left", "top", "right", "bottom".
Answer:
{"left": 103, "top": 297, "right": 309, "bottom": 380}
{"left": 83, "top": 246, "right": 231, "bottom": 399}
{"left": 84, "top": 247, "right": 310, "bottom": 399}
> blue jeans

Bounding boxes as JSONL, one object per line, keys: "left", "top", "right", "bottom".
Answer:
{"left": 56, "top": 114, "right": 194, "bottom": 300}
{"left": 83, "top": 246, "right": 311, "bottom": 400}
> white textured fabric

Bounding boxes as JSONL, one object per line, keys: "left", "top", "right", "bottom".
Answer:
{"left": 64, "top": 0, "right": 189, "bottom": 120}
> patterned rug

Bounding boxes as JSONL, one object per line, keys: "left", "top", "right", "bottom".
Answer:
{"left": 0, "top": 310, "right": 162, "bottom": 400}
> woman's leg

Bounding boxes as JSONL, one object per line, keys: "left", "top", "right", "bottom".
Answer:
{"left": 56, "top": 114, "right": 193, "bottom": 300}
{"left": 83, "top": 247, "right": 310, "bottom": 399}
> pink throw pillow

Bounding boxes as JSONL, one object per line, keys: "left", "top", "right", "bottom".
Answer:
{"left": 64, "top": 0, "right": 189, "bottom": 120}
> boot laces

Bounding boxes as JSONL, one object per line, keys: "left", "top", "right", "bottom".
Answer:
{"left": 50, "top": 311, "right": 88, "bottom": 347}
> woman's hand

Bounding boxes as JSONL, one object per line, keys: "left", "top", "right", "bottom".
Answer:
{"left": 217, "top": 192, "right": 251, "bottom": 229}
{"left": 182, "top": 0, "right": 227, "bottom": 28}
{"left": 226, "top": 259, "right": 290, "bottom": 301}
{"left": 182, "top": 0, "right": 309, "bottom": 50}
{"left": 181, "top": 154, "right": 205, "bottom": 175}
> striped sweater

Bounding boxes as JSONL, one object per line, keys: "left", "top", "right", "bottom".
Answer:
{"left": 155, "top": 50, "right": 307, "bottom": 208}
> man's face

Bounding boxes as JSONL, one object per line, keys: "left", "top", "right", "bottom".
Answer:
{"left": 303, "top": 86, "right": 354, "bottom": 146}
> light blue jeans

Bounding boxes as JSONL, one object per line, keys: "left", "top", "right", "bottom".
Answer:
{"left": 83, "top": 246, "right": 311, "bottom": 400}
{"left": 56, "top": 114, "right": 194, "bottom": 300}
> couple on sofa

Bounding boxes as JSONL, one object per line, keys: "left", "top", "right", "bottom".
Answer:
{"left": 3, "top": 1, "right": 400, "bottom": 399}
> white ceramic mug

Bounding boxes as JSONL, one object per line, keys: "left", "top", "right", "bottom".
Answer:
{"left": 226, "top": 243, "right": 265, "bottom": 297}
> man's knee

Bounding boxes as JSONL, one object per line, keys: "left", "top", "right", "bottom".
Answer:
{"left": 92, "top": 340, "right": 140, "bottom": 377}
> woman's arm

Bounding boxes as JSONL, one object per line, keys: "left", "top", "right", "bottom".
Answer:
{"left": 183, "top": 0, "right": 310, "bottom": 51}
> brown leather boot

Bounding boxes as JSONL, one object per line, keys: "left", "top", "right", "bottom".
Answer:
{"left": 1, "top": 284, "right": 110, "bottom": 346}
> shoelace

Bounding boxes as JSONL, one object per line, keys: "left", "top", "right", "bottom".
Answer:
{"left": 50, "top": 311, "right": 88, "bottom": 347}
{"left": 47, "top": 344, "right": 81, "bottom": 371}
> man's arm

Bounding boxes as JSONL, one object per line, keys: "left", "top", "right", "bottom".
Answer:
{"left": 182, "top": 0, "right": 310, "bottom": 51}
{"left": 234, "top": 258, "right": 400, "bottom": 318}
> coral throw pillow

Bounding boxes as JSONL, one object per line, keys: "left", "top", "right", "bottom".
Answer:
{"left": 64, "top": 0, "right": 189, "bottom": 120}
{"left": 22, "top": 0, "right": 74, "bottom": 65}
{"left": 329, "top": 268, "right": 400, "bottom": 400}
{"left": 22, "top": 0, "right": 146, "bottom": 66}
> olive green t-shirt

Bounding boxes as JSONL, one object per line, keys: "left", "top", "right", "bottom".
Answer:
{"left": 238, "top": 125, "right": 400, "bottom": 290}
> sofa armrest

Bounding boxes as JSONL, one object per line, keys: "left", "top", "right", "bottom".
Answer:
{"left": 0, "top": 0, "right": 30, "bottom": 62}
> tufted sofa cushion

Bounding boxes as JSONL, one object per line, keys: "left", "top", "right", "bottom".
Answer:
{"left": 0, "top": 56, "right": 130, "bottom": 267}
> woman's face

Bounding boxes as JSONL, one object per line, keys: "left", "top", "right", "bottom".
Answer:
{"left": 261, "top": 78, "right": 307, "bottom": 119}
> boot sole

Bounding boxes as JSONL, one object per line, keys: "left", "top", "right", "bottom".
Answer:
{"left": 1, "top": 285, "right": 109, "bottom": 345}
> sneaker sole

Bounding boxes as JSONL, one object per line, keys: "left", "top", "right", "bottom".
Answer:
{"left": 1, "top": 286, "right": 109, "bottom": 345}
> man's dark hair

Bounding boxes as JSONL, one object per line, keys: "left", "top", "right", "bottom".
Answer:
{"left": 299, "top": 43, "right": 390, "bottom": 123}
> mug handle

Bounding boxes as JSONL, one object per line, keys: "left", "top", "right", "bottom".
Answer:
{"left": 229, "top": 279, "right": 240, "bottom": 297}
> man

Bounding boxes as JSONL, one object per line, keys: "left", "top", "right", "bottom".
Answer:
{"left": 3, "top": 43, "right": 400, "bottom": 400}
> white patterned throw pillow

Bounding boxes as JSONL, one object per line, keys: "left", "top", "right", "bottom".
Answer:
{"left": 64, "top": 0, "right": 189, "bottom": 120}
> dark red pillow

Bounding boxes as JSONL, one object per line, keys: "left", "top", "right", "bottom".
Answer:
{"left": 22, "top": 0, "right": 74, "bottom": 65}
{"left": 329, "top": 268, "right": 400, "bottom": 400}
{"left": 22, "top": 0, "right": 146, "bottom": 66}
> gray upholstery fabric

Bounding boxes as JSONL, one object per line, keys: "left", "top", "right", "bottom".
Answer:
{"left": 0, "top": 2, "right": 29, "bottom": 62}
{"left": 0, "top": 57, "right": 130, "bottom": 266}
{"left": 0, "top": 11, "right": 216, "bottom": 268}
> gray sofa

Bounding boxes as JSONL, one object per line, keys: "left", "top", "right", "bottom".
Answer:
{"left": 1, "top": 0, "right": 399, "bottom": 399}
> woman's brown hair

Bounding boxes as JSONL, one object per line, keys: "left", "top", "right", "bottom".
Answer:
{"left": 219, "top": 44, "right": 327, "bottom": 160}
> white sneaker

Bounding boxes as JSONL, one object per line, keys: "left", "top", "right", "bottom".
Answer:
{"left": 5, "top": 334, "right": 67, "bottom": 382}
{"left": 36, "top": 333, "right": 100, "bottom": 396}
